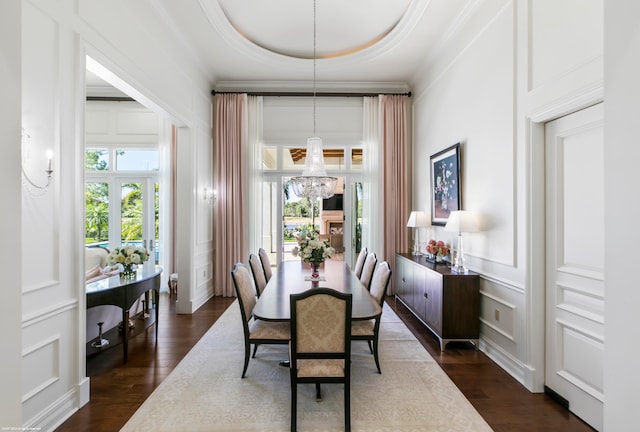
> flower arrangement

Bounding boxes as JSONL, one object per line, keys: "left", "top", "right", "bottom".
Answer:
{"left": 107, "top": 245, "right": 150, "bottom": 275}
{"left": 292, "top": 234, "right": 335, "bottom": 267}
{"left": 434, "top": 160, "right": 456, "bottom": 209}
{"left": 426, "top": 240, "right": 450, "bottom": 261}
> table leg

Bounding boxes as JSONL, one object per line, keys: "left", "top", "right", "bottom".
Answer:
{"left": 154, "top": 289, "right": 159, "bottom": 339}
{"left": 123, "top": 309, "right": 129, "bottom": 363}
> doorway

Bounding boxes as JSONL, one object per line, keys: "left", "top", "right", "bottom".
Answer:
{"left": 84, "top": 131, "right": 160, "bottom": 263}
{"left": 256, "top": 145, "right": 363, "bottom": 266}
{"left": 544, "top": 103, "right": 604, "bottom": 431}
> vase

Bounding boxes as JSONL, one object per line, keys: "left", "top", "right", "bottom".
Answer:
{"left": 121, "top": 263, "right": 136, "bottom": 279}
{"left": 311, "top": 263, "right": 320, "bottom": 279}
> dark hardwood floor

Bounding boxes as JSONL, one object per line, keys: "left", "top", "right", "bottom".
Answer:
{"left": 56, "top": 293, "right": 594, "bottom": 432}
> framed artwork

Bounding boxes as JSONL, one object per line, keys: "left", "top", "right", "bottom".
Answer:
{"left": 430, "top": 143, "right": 461, "bottom": 225}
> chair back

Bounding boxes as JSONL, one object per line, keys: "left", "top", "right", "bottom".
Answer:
{"left": 231, "top": 263, "right": 256, "bottom": 326}
{"left": 249, "top": 253, "right": 267, "bottom": 297}
{"left": 258, "top": 248, "right": 273, "bottom": 282}
{"left": 359, "top": 252, "right": 377, "bottom": 290}
{"left": 353, "top": 247, "right": 368, "bottom": 278}
{"left": 290, "top": 288, "right": 352, "bottom": 361}
{"left": 290, "top": 288, "right": 353, "bottom": 431}
{"left": 369, "top": 262, "right": 392, "bottom": 306}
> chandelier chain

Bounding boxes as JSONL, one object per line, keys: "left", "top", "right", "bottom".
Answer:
{"left": 313, "top": 0, "right": 317, "bottom": 136}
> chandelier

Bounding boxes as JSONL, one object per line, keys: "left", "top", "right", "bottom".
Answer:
{"left": 289, "top": 0, "right": 337, "bottom": 201}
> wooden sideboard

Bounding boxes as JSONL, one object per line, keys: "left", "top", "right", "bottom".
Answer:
{"left": 395, "top": 253, "right": 480, "bottom": 351}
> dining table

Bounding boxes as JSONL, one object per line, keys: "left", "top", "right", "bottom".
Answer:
{"left": 252, "top": 259, "right": 382, "bottom": 322}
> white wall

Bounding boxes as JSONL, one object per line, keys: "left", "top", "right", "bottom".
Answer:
{"left": 0, "top": 0, "right": 23, "bottom": 427}
{"left": 14, "top": 0, "right": 213, "bottom": 429}
{"left": 603, "top": 1, "right": 640, "bottom": 429}
{"left": 411, "top": 0, "right": 602, "bottom": 391}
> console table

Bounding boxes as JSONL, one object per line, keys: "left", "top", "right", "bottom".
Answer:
{"left": 395, "top": 253, "right": 479, "bottom": 350}
{"left": 86, "top": 265, "right": 162, "bottom": 363}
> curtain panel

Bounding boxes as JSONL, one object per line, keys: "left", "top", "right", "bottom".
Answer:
{"left": 246, "top": 96, "right": 263, "bottom": 256}
{"left": 362, "top": 97, "right": 382, "bottom": 258}
{"left": 380, "top": 95, "right": 409, "bottom": 293}
{"left": 214, "top": 93, "right": 248, "bottom": 297}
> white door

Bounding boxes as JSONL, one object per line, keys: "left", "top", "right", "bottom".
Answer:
{"left": 545, "top": 103, "right": 604, "bottom": 431}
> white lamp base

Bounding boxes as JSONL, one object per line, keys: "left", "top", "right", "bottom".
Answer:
{"left": 412, "top": 241, "right": 422, "bottom": 256}
{"left": 451, "top": 233, "right": 468, "bottom": 273}
{"left": 412, "top": 230, "right": 422, "bottom": 255}
{"left": 450, "top": 264, "right": 469, "bottom": 274}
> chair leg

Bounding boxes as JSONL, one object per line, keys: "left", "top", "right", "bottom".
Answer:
{"left": 315, "top": 383, "right": 322, "bottom": 401}
{"left": 252, "top": 343, "right": 259, "bottom": 358}
{"left": 291, "top": 380, "right": 297, "bottom": 432}
{"left": 241, "top": 342, "right": 250, "bottom": 378}
{"left": 345, "top": 379, "right": 351, "bottom": 432}
{"left": 373, "top": 337, "right": 381, "bottom": 374}
{"left": 367, "top": 340, "right": 374, "bottom": 354}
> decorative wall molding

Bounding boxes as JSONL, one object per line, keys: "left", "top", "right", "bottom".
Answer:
{"left": 22, "top": 335, "right": 60, "bottom": 402}
{"left": 22, "top": 299, "right": 77, "bottom": 328}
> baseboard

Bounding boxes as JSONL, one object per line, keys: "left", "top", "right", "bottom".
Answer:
{"left": 24, "top": 386, "right": 80, "bottom": 432}
{"left": 481, "top": 335, "right": 529, "bottom": 389}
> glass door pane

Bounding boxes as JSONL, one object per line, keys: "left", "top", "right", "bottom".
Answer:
{"left": 117, "top": 178, "right": 158, "bottom": 264}
{"left": 85, "top": 181, "right": 109, "bottom": 247}
{"left": 318, "top": 177, "right": 344, "bottom": 262}
{"left": 351, "top": 181, "right": 363, "bottom": 265}
{"left": 120, "top": 181, "right": 144, "bottom": 245}
{"left": 152, "top": 181, "right": 159, "bottom": 265}
{"left": 259, "top": 180, "right": 278, "bottom": 267}
{"left": 283, "top": 176, "right": 319, "bottom": 262}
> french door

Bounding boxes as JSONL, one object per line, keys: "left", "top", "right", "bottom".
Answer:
{"left": 114, "top": 177, "right": 159, "bottom": 263}
{"left": 85, "top": 175, "right": 159, "bottom": 264}
{"left": 256, "top": 145, "right": 363, "bottom": 267}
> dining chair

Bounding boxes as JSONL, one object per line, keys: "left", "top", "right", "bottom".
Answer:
{"left": 258, "top": 247, "right": 273, "bottom": 282}
{"left": 249, "top": 253, "right": 268, "bottom": 297}
{"left": 289, "top": 288, "right": 353, "bottom": 432}
{"left": 359, "top": 252, "right": 377, "bottom": 290}
{"left": 353, "top": 247, "right": 368, "bottom": 279}
{"left": 352, "top": 261, "right": 392, "bottom": 373}
{"left": 231, "top": 263, "right": 290, "bottom": 378}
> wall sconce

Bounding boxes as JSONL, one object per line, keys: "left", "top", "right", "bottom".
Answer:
{"left": 203, "top": 186, "right": 216, "bottom": 205}
{"left": 21, "top": 128, "right": 54, "bottom": 196}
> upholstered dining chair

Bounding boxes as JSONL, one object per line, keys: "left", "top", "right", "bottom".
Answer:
{"left": 249, "top": 253, "right": 268, "bottom": 297}
{"left": 231, "top": 263, "right": 289, "bottom": 378}
{"left": 353, "top": 247, "right": 368, "bottom": 279}
{"left": 352, "top": 261, "right": 392, "bottom": 373}
{"left": 359, "top": 252, "right": 377, "bottom": 290}
{"left": 289, "top": 288, "right": 353, "bottom": 432}
{"left": 258, "top": 247, "right": 273, "bottom": 282}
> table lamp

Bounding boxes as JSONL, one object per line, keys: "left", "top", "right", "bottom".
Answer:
{"left": 406, "top": 211, "right": 430, "bottom": 255}
{"left": 444, "top": 210, "right": 479, "bottom": 273}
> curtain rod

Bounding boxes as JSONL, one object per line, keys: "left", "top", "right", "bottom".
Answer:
{"left": 86, "top": 96, "right": 136, "bottom": 102}
{"left": 211, "top": 90, "right": 411, "bottom": 98}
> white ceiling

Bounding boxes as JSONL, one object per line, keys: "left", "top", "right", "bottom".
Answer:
{"left": 87, "top": 0, "right": 475, "bottom": 95}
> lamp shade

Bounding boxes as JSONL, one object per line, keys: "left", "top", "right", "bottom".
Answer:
{"left": 444, "top": 211, "right": 479, "bottom": 233}
{"left": 406, "top": 211, "right": 430, "bottom": 228}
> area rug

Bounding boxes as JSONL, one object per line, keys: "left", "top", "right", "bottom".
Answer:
{"left": 120, "top": 300, "right": 493, "bottom": 431}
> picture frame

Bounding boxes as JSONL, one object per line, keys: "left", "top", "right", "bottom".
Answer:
{"left": 430, "top": 143, "right": 461, "bottom": 226}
